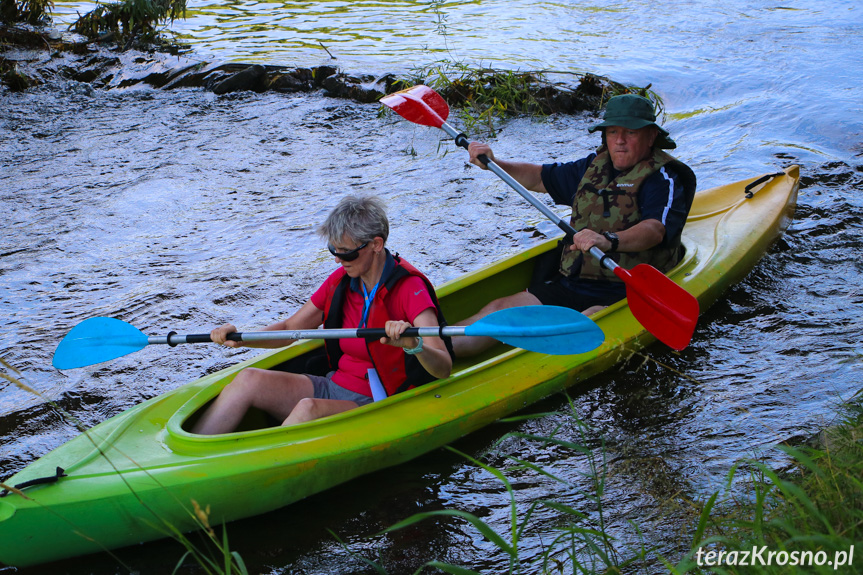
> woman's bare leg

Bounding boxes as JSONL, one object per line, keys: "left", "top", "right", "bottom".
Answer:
{"left": 191, "top": 368, "right": 315, "bottom": 435}
{"left": 283, "top": 398, "right": 360, "bottom": 426}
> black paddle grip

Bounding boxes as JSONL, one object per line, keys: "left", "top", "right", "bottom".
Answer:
{"left": 454, "top": 132, "right": 469, "bottom": 149}
{"left": 455, "top": 132, "right": 489, "bottom": 166}
{"left": 167, "top": 332, "right": 221, "bottom": 345}
{"left": 355, "top": 327, "right": 430, "bottom": 339}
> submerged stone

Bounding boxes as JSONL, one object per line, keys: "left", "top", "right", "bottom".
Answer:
{"left": 213, "top": 64, "right": 268, "bottom": 95}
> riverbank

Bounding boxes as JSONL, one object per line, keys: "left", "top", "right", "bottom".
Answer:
{"left": 1, "top": 23, "right": 637, "bottom": 119}
{"left": 375, "top": 385, "right": 863, "bottom": 574}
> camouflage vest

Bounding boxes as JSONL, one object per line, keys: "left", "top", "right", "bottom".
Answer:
{"left": 559, "top": 146, "right": 695, "bottom": 282}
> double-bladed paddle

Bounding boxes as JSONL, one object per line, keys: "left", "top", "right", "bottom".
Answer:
{"left": 52, "top": 305, "right": 605, "bottom": 369}
{"left": 380, "top": 84, "right": 699, "bottom": 350}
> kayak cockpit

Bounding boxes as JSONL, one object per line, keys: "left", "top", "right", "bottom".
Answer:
{"left": 170, "top": 235, "right": 700, "bottom": 440}
{"left": 171, "top": 333, "right": 518, "bottom": 439}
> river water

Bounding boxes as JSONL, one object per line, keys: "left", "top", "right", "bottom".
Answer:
{"left": 1, "top": 0, "right": 862, "bottom": 573}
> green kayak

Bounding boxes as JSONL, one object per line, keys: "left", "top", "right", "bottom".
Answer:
{"left": 0, "top": 166, "right": 799, "bottom": 568}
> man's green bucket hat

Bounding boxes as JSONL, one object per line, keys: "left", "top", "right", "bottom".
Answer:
{"left": 588, "top": 94, "right": 676, "bottom": 149}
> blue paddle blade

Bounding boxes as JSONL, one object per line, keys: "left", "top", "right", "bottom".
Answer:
{"left": 52, "top": 317, "right": 149, "bottom": 369}
{"left": 466, "top": 305, "right": 604, "bottom": 355}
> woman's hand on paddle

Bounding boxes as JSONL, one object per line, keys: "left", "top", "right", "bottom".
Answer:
{"left": 468, "top": 142, "right": 494, "bottom": 170}
{"left": 380, "top": 320, "right": 419, "bottom": 350}
{"left": 211, "top": 323, "right": 242, "bottom": 348}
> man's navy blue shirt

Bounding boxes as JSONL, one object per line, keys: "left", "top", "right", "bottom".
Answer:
{"left": 540, "top": 153, "right": 688, "bottom": 246}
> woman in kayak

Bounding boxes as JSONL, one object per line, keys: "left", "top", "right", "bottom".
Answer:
{"left": 192, "top": 195, "right": 453, "bottom": 434}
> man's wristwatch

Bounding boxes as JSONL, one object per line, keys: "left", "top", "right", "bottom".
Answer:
{"left": 602, "top": 231, "right": 619, "bottom": 252}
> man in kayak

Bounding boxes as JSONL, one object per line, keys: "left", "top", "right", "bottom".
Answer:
{"left": 192, "top": 196, "right": 453, "bottom": 434}
{"left": 454, "top": 93, "right": 697, "bottom": 357}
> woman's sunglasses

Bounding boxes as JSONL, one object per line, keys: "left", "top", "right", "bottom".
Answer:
{"left": 327, "top": 241, "right": 368, "bottom": 262}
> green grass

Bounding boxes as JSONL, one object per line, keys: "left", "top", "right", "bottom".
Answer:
{"left": 401, "top": 61, "right": 554, "bottom": 136}
{"left": 343, "top": 397, "right": 654, "bottom": 574}
{"left": 390, "top": 60, "right": 664, "bottom": 139}
{"left": 672, "top": 392, "right": 863, "bottom": 574}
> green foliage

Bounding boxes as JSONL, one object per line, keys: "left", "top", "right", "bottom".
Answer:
{"left": 403, "top": 60, "right": 551, "bottom": 137}
{"left": 675, "top": 397, "right": 863, "bottom": 574}
{"left": 385, "top": 59, "right": 663, "bottom": 140}
{"left": 353, "top": 398, "right": 651, "bottom": 574}
{"left": 70, "top": 0, "right": 186, "bottom": 40}
{"left": 0, "top": 0, "right": 53, "bottom": 25}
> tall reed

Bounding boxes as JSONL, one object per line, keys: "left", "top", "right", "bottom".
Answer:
{"left": 672, "top": 393, "right": 862, "bottom": 574}
{"left": 345, "top": 395, "right": 654, "bottom": 574}
{"left": 335, "top": 384, "right": 862, "bottom": 574}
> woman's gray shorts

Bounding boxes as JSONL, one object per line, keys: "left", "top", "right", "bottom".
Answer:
{"left": 305, "top": 371, "right": 374, "bottom": 406}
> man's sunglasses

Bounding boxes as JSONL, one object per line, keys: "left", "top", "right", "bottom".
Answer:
{"left": 327, "top": 241, "right": 368, "bottom": 262}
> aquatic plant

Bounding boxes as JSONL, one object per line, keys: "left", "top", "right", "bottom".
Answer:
{"left": 347, "top": 397, "right": 653, "bottom": 574}
{"left": 672, "top": 390, "right": 863, "bottom": 574}
{"left": 405, "top": 62, "right": 551, "bottom": 137}
{"left": 0, "top": 357, "right": 246, "bottom": 574}
{"left": 390, "top": 60, "right": 663, "bottom": 139}
{"left": 70, "top": 0, "right": 187, "bottom": 41}
{"left": 0, "top": 0, "right": 53, "bottom": 25}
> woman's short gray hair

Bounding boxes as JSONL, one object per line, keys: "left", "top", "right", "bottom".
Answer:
{"left": 317, "top": 195, "right": 389, "bottom": 245}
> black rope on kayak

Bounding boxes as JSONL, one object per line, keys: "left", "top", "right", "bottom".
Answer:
{"left": 0, "top": 466, "right": 66, "bottom": 497}
{"left": 745, "top": 172, "right": 785, "bottom": 199}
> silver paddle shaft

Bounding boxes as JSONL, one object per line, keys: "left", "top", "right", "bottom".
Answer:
{"left": 440, "top": 121, "right": 619, "bottom": 273}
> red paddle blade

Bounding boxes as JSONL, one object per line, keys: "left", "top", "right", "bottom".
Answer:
{"left": 380, "top": 84, "right": 450, "bottom": 128}
{"left": 615, "top": 264, "right": 699, "bottom": 351}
